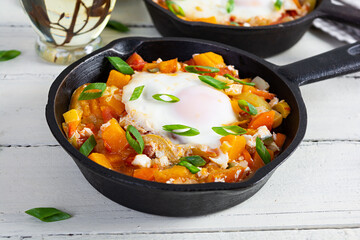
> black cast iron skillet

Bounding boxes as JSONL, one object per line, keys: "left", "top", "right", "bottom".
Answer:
{"left": 46, "top": 37, "right": 360, "bottom": 216}
{"left": 143, "top": 0, "right": 360, "bottom": 57}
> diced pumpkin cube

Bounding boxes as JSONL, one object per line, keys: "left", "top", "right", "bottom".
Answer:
{"left": 193, "top": 52, "right": 226, "bottom": 68}
{"left": 133, "top": 168, "right": 157, "bottom": 181}
{"left": 102, "top": 119, "right": 128, "bottom": 153}
{"left": 63, "top": 109, "right": 82, "bottom": 124}
{"left": 158, "top": 58, "right": 178, "bottom": 73}
{"left": 99, "top": 95, "right": 125, "bottom": 115}
{"left": 220, "top": 135, "right": 246, "bottom": 161}
{"left": 106, "top": 70, "right": 131, "bottom": 89}
{"left": 88, "top": 153, "right": 114, "bottom": 170}
{"left": 274, "top": 133, "right": 286, "bottom": 148}
{"left": 154, "top": 165, "right": 194, "bottom": 183}
{"left": 194, "top": 16, "right": 217, "bottom": 24}
{"left": 248, "top": 111, "right": 275, "bottom": 131}
{"left": 207, "top": 166, "right": 246, "bottom": 183}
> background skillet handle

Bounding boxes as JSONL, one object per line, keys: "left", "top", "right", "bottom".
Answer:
{"left": 277, "top": 42, "right": 360, "bottom": 86}
{"left": 318, "top": 0, "right": 360, "bottom": 27}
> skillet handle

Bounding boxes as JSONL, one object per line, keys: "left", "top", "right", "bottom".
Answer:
{"left": 277, "top": 42, "right": 360, "bottom": 86}
{"left": 318, "top": 0, "right": 360, "bottom": 27}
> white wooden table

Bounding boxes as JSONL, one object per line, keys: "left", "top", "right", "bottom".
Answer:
{"left": 1, "top": 0, "right": 360, "bottom": 239}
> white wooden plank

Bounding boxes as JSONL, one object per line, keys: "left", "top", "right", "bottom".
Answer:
{"left": 1, "top": 142, "right": 360, "bottom": 236}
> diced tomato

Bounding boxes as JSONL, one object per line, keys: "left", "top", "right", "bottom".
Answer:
{"left": 126, "top": 52, "right": 147, "bottom": 71}
{"left": 101, "top": 106, "right": 117, "bottom": 123}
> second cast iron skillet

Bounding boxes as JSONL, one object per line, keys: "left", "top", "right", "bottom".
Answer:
{"left": 46, "top": 37, "right": 360, "bottom": 216}
{"left": 143, "top": 0, "right": 360, "bottom": 57}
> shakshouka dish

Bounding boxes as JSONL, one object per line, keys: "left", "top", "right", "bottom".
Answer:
{"left": 62, "top": 52, "right": 291, "bottom": 184}
{"left": 154, "top": 0, "right": 316, "bottom": 27}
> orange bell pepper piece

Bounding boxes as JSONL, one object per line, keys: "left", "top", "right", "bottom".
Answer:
{"left": 274, "top": 133, "right": 286, "bottom": 148}
{"left": 243, "top": 85, "right": 275, "bottom": 100}
{"left": 102, "top": 118, "right": 128, "bottom": 153}
{"left": 249, "top": 111, "right": 275, "bottom": 131}
{"left": 106, "top": 70, "right": 131, "bottom": 89}
{"left": 88, "top": 153, "right": 114, "bottom": 170}
{"left": 220, "top": 135, "right": 246, "bottom": 161}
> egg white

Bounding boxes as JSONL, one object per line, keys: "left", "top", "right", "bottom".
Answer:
{"left": 122, "top": 72, "right": 238, "bottom": 148}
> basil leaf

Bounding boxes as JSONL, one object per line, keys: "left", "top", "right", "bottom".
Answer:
{"left": 224, "top": 74, "right": 255, "bottom": 86}
{"left": 256, "top": 137, "right": 271, "bottom": 164}
{"left": 212, "top": 126, "right": 247, "bottom": 136}
{"left": 25, "top": 208, "right": 71, "bottom": 222}
{"left": 130, "top": 85, "right": 145, "bottom": 101}
{"left": 165, "top": 0, "right": 185, "bottom": 16}
{"left": 152, "top": 94, "right": 180, "bottom": 103}
{"left": 162, "top": 124, "right": 200, "bottom": 136}
{"left": 238, "top": 100, "right": 258, "bottom": 115}
{"left": 78, "top": 83, "right": 107, "bottom": 100}
{"left": 179, "top": 155, "right": 206, "bottom": 167}
{"left": 106, "top": 20, "right": 129, "bottom": 32}
{"left": 274, "top": 0, "right": 283, "bottom": 10}
{"left": 185, "top": 65, "right": 219, "bottom": 74}
{"left": 178, "top": 161, "right": 200, "bottom": 174}
{"left": 79, "top": 135, "right": 97, "bottom": 156}
{"left": 107, "top": 56, "right": 134, "bottom": 75}
{"left": 198, "top": 76, "right": 229, "bottom": 90}
{"left": 126, "top": 125, "right": 144, "bottom": 154}
{"left": 226, "top": 0, "right": 235, "bottom": 13}
{"left": 0, "top": 50, "right": 21, "bottom": 62}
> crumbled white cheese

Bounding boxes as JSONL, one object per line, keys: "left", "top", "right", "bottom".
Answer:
{"left": 267, "top": 142, "right": 280, "bottom": 152}
{"left": 214, "top": 177, "right": 226, "bottom": 183}
{"left": 132, "top": 154, "right": 152, "bottom": 168}
{"left": 154, "top": 156, "right": 170, "bottom": 168}
{"left": 225, "top": 84, "right": 243, "bottom": 96}
{"left": 243, "top": 126, "right": 272, "bottom": 148}
{"left": 269, "top": 97, "right": 279, "bottom": 108}
{"left": 227, "top": 65, "right": 236, "bottom": 71}
{"left": 100, "top": 121, "right": 111, "bottom": 132}
{"left": 196, "top": 168, "right": 209, "bottom": 178}
{"left": 209, "top": 152, "right": 229, "bottom": 169}
{"left": 242, "top": 134, "right": 256, "bottom": 148}
{"left": 243, "top": 23, "right": 251, "bottom": 27}
{"left": 234, "top": 169, "right": 242, "bottom": 180}
{"left": 156, "top": 58, "right": 163, "bottom": 63}
{"left": 166, "top": 178, "right": 175, "bottom": 184}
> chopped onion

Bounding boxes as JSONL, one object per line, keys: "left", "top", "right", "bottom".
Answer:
{"left": 252, "top": 76, "right": 270, "bottom": 91}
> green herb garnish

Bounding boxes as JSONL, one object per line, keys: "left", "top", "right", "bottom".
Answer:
{"left": 185, "top": 65, "right": 219, "bottom": 74}
{"left": 224, "top": 74, "right": 256, "bottom": 86}
{"left": 79, "top": 135, "right": 97, "bottom": 156}
{"left": 238, "top": 100, "right": 258, "bottom": 115}
{"left": 256, "top": 137, "right": 271, "bottom": 164}
{"left": 78, "top": 83, "right": 107, "bottom": 100}
{"left": 274, "top": 0, "right": 283, "bottom": 10}
{"left": 107, "top": 56, "right": 134, "bottom": 75}
{"left": 179, "top": 155, "right": 206, "bottom": 167}
{"left": 162, "top": 124, "right": 200, "bottom": 136}
{"left": 198, "top": 75, "right": 229, "bottom": 90}
{"left": 178, "top": 161, "right": 200, "bottom": 174}
{"left": 165, "top": 0, "right": 185, "bottom": 16}
{"left": 130, "top": 85, "right": 145, "bottom": 101}
{"left": 0, "top": 50, "right": 21, "bottom": 62}
{"left": 25, "top": 208, "right": 71, "bottom": 222}
{"left": 152, "top": 94, "right": 180, "bottom": 103}
{"left": 212, "top": 126, "right": 247, "bottom": 136}
{"left": 126, "top": 125, "right": 145, "bottom": 154}
{"left": 106, "top": 20, "right": 129, "bottom": 32}
{"left": 230, "top": 22, "right": 240, "bottom": 26}
{"left": 226, "top": 0, "right": 235, "bottom": 13}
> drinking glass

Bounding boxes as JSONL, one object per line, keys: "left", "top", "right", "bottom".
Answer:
{"left": 20, "top": 0, "right": 116, "bottom": 64}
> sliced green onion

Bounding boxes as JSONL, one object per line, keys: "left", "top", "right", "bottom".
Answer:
{"left": 79, "top": 135, "right": 97, "bottom": 156}
{"left": 230, "top": 22, "right": 240, "bottom": 26}
{"left": 0, "top": 50, "right": 21, "bottom": 62}
{"left": 130, "top": 85, "right": 145, "bottom": 101}
{"left": 162, "top": 124, "right": 200, "bottom": 136}
{"left": 165, "top": 0, "right": 185, "bottom": 16}
{"left": 107, "top": 56, "right": 134, "bottom": 75}
{"left": 25, "top": 208, "right": 71, "bottom": 222}
{"left": 126, "top": 125, "right": 144, "bottom": 154}
{"left": 78, "top": 83, "right": 106, "bottom": 100}
{"left": 185, "top": 65, "right": 219, "bottom": 74}
{"left": 178, "top": 161, "right": 200, "bottom": 174}
{"left": 152, "top": 94, "right": 180, "bottom": 103}
{"left": 179, "top": 155, "right": 206, "bottom": 167}
{"left": 198, "top": 75, "right": 229, "bottom": 90}
{"left": 106, "top": 20, "right": 129, "bottom": 32}
{"left": 256, "top": 137, "right": 271, "bottom": 164}
{"left": 212, "top": 126, "right": 247, "bottom": 136}
{"left": 226, "top": 0, "right": 235, "bottom": 13}
{"left": 238, "top": 100, "right": 258, "bottom": 115}
{"left": 224, "top": 74, "right": 256, "bottom": 86}
{"left": 274, "top": 0, "right": 283, "bottom": 10}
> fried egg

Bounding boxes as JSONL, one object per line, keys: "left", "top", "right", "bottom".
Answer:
{"left": 122, "top": 72, "right": 237, "bottom": 148}
{"left": 171, "top": 0, "right": 300, "bottom": 25}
